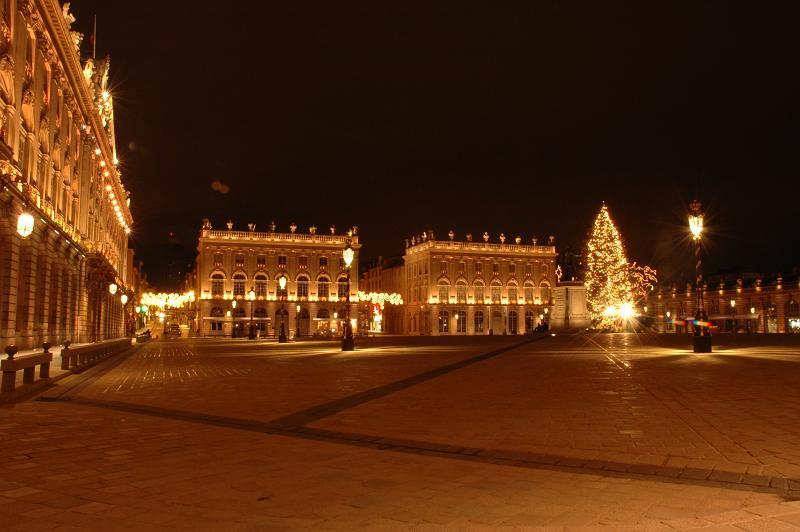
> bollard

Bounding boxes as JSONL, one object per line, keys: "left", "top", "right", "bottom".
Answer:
{"left": 61, "top": 340, "right": 71, "bottom": 370}
{"left": 1, "top": 345, "right": 18, "bottom": 392}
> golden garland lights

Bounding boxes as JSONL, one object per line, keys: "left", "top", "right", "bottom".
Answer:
{"left": 584, "top": 204, "right": 657, "bottom": 330}
{"left": 356, "top": 291, "right": 403, "bottom": 310}
{"left": 140, "top": 291, "right": 196, "bottom": 310}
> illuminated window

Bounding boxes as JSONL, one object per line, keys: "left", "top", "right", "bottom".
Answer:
{"left": 297, "top": 275, "right": 309, "bottom": 298}
{"left": 438, "top": 310, "right": 449, "bottom": 333}
{"left": 508, "top": 310, "right": 518, "bottom": 334}
{"left": 508, "top": 285, "right": 518, "bottom": 302}
{"left": 474, "top": 262, "right": 482, "bottom": 275}
{"left": 456, "top": 312, "right": 467, "bottom": 333}
{"left": 318, "top": 276, "right": 330, "bottom": 299}
{"left": 233, "top": 273, "right": 246, "bottom": 296}
{"left": 337, "top": 276, "right": 348, "bottom": 299}
{"left": 491, "top": 281, "right": 502, "bottom": 303}
{"left": 211, "top": 273, "right": 224, "bottom": 297}
{"left": 474, "top": 282, "right": 484, "bottom": 302}
{"left": 539, "top": 282, "right": 551, "bottom": 303}
{"left": 474, "top": 310, "right": 484, "bottom": 333}
{"left": 456, "top": 281, "right": 467, "bottom": 303}
{"left": 438, "top": 283, "right": 449, "bottom": 303}
{"left": 524, "top": 282, "right": 534, "bottom": 303}
{"left": 255, "top": 274, "right": 268, "bottom": 297}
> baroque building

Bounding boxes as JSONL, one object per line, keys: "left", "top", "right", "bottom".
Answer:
{"left": 403, "top": 231, "right": 559, "bottom": 335}
{"left": 0, "top": 1, "right": 132, "bottom": 350}
{"left": 195, "top": 220, "right": 360, "bottom": 338}
{"left": 644, "top": 273, "right": 800, "bottom": 334}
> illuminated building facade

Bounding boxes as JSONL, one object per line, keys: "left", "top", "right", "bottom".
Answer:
{"left": 0, "top": 1, "right": 132, "bottom": 351}
{"left": 195, "top": 220, "right": 360, "bottom": 338}
{"left": 645, "top": 274, "right": 800, "bottom": 334}
{"left": 403, "top": 231, "right": 558, "bottom": 335}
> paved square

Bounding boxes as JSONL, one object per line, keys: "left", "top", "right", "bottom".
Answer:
{"left": 2, "top": 333, "right": 800, "bottom": 530}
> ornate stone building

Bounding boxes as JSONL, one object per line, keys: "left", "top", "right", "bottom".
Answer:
{"left": 0, "top": 1, "right": 132, "bottom": 350}
{"left": 645, "top": 273, "right": 800, "bottom": 334}
{"left": 403, "top": 231, "right": 559, "bottom": 335}
{"left": 195, "top": 220, "right": 360, "bottom": 338}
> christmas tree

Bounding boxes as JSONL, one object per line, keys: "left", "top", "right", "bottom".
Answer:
{"left": 585, "top": 204, "right": 656, "bottom": 329}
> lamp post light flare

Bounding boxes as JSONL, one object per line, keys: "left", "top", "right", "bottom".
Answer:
{"left": 248, "top": 287, "right": 256, "bottom": 339}
{"left": 342, "top": 243, "right": 355, "bottom": 351}
{"left": 278, "top": 275, "right": 287, "bottom": 343}
{"left": 690, "top": 200, "right": 711, "bottom": 352}
{"left": 16, "top": 212, "right": 34, "bottom": 238}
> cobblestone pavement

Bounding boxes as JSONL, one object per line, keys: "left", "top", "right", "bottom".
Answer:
{"left": 1, "top": 333, "right": 800, "bottom": 530}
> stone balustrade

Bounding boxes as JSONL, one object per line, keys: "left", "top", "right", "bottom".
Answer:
{"left": 60, "top": 338, "right": 132, "bottom": 370}
{"left": 1, "top": 343, "right": 53, "bottom": 394}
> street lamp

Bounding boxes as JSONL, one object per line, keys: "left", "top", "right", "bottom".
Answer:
{"left": 120, "top": 294, "right": 128, "bottom": 305}
{"left": 278, "top": 275, "right": 287, "bottom": 343}
{"left": 231, "top": 299, "right": 237, "bottom": 337}
{"left": 342, "top": 242, "right": 355, "bottom": 351}
{"left": 108, "top": 283, "right": 118, "bottom": 295}
{"left": 248, "top": 287, "right": 256, "bottom": 339}
{"left": 730, "top": 299, "right": 736, "bottom": 334}
{"left": 296, "top": 304, "right": 301, "bottom": 339}
{"left": 689, "top": 200, "right": 711, "bottom": 352}
{"left": 16, "top": 212, "right": 34, "bottom": 238}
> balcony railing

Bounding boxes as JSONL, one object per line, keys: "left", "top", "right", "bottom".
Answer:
{"left": 203, "top": 229, "right": 359, "bottom": 246}
{"left": 408, "top": 239, "right": 555, "bottom": 255}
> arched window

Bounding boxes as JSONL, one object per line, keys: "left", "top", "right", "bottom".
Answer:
{"left": 525, "top": 310, "right": 535, "bottom": 332}
{"left": 211, "top": 273, "right": 225, "bottom": 297}
{"left": 456, "top": 280, "right": 467, "bottom": 303}
{"left": 507, "top": 281, "right": 518, "bottom": 304}
{"left": 232, "top": 273, "right": 246, "bottom": 297}
{"left": 233, "top": 307, "right": 246, "bottom": 318}
{"left": 318, "top": 276, "right": 330, "bottom": 299}
{"left": 337, "top": 276, "right": 348, "bottom": 299}
{"left": 473, "top": 280, "right": 485, "bottom": 303}
{"left": 317, "top": 308, "right": 330, "bottom": 320}
{"left": 254, "top": 273, "right": 268, "bottom": 298}
{"left": 438, "top": 309, "right": 449, "bottom": 333}
{"left": 539, "top": 282, "right": 551, "bottom": 304}
{"left": 455, "top": 310, "right": 467, "bottom": 333}
{"left": 474, "top": 310, "right": 484, "bottom": 333}
{"left": 786, "top": 299, "right": 800, "bottom": 334}
{"left": 254, "top": 307, "right": 267, "bottom": 318}
{"left": 438, "top": 281, "right": 449, "bottom": 303}
{"left": 490, "top": 280, "right": 502, "bottom": 303}
{"left": 508, "top": 310, "right": 518, "bottom": 334}
{"left": 524, "top": 282, "right": 535, "bottom": 303}
{"left": 297, "top": 275, "right": 309, "bottom": 299}
{"left": 210, "top": 307, "right": 223, "bottom": 317}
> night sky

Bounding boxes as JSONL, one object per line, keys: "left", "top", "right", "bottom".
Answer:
{"left": 70, "top": 2, "right": 799, "bottom": 289}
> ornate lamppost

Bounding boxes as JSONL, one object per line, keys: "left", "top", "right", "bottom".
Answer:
{"left": 296, "top": 304, "right": 301, "bottom": 339}
{"left": 248, "top": 287, "right": 256, "bottom": 339}
{"left": 231, "top": 299, "right": 237, "bottom": 338}
{"left": 689, "top": 200, "right": 711, "bottom": 352}
{"left": 278, "top": 275, "right": 288, "bottom": 343}
{"left": 342, "top": 242, "right": 355, "bottom": 351}
{"left": 730, "top": 298, "right": 736, "bottom": 334}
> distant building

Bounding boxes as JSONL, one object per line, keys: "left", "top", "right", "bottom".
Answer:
{"left": 0, "top": 2, "right": 132, "bottom": 350}
{"left": 360, "top": 256, "right": 405, "bottom": 334}
{"left": 643, "top": 272, "right": 800, "bottom": 334}
{"left": 402, "top": 231, "right": 559, "bottom": 335}
{"left": 194, "top": 220, "right": 361, "bottom": 338}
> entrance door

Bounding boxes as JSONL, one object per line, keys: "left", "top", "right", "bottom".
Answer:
{"left": 491, "top": 311, "right": 503, "bottom": 334}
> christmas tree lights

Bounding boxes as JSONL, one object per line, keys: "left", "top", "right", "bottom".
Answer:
{"left": 585, "top": 204, "right": 657, "bottom": 329}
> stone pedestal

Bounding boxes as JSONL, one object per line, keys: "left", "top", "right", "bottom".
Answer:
{"left": 550, "top": 283, "right": 590, "bottom": 330}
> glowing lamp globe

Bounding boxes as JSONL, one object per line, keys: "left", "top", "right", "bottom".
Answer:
{"left": 248, "top": 288, "right": 255, "bottom": 301}
{"left": 108, "top": 283, "right": 118, "bottom": 295}
{"left": 231, "top": 299, "right": 237, "bottom": 309}
{"left": 278, "top": 276, "right": 287, "bottom": 290}
{"left": 342, "top": 245, "right": 354, "bottom": 268}
{"left": 120, "top": 294, "right": 129, "bottom": 305}
{"left": 16, "top": 212, "right": 34, "bottom": 238}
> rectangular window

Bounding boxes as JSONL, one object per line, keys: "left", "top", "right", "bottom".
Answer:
{"left": 458, "top": 261, "right": 465, "bottom": 273}
{"left": 474, "top": 285, "right": 484, "bottom": 302}
{"left": 525, "top": 263, "right": 533, "bottom": 275}
{"left": 525, "top": 286, "right": 534, "bottom": 303}
{"left": 509, "top": 263, "right": 516, "bottom": 275}
{"left": 474, "top": 262, "right": 482, "bottom": 274}
{"left": 211, "top": 321, "right": 223, "bottom": 331}
{"left": 319, "top": 256, "right": 328, "bottom": 268}
{"left": 438, "top": 285, "right": 449, "bottom": 302}
{"left": 299, "top": 256, "right": 308, "bottom": 268}
{"left": 213, "top": 253, "right": 223, "bottom": 267}
{"left": 456, "top": 284, "right": 467, "bottom": 303}
{"left": 491, "top": 285, "right": 501, "bottom": 303}
{"left": 212, "top": 279, "right": 224, "bottom": 297}
{"left": 278, "top": 255, "right": 287, "bottom": 268}
{"left": 492, "top": 262, "right": 499, "bottom": 274}
{"left": 256, "top": 254, "right": 266, "bottom": 268}
{"left": 234, "top": 254, "right": 245, "bottom": 268}
{"left": 440, "top": 261, "right": 448, "bottom": 274}
{"left": 508, "top": 287, "right": 518, "bottom": 302}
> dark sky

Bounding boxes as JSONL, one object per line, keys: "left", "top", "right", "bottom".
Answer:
{"left": 71, "top": 1, "right": 799, "bottom": 289}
